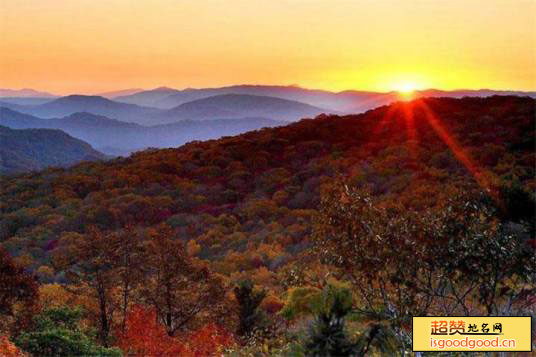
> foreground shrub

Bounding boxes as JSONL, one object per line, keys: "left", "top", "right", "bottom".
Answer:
{"left": 15, "top": 307, "right": 121, "bottom": 357}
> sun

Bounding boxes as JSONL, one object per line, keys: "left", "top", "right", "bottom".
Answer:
{"left": 391, "top": 81, "right": 419, "bottom": 100}
{"left": 395, "top": 82, "right": 417, "bottom": 96}
{"left": 399, "top": 83, "right": 415, "bottom": 93}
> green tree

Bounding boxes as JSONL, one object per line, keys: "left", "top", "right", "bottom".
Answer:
{"left": 15, "top": 306, "right": 121, "bottom": 357}
{"left": 280, "top": 286, "right": 322, "bottom": 321}
{"left": 297, "top": 285, "right": 396, "bottom": 357}
{"left": 302, "top": 285, "right": 356, "bottom": 357}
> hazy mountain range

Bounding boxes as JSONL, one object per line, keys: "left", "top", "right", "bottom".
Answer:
{"left": 0, "top": 97, "right": 58, "bottom": 106}
{"left": 113, "top": 85, "right": 400, "bottom": 111}
{"left": 1, "top": 84, "right": 535, "bottom": 169}
{"left": 0, "top": 95, "right": 161, "bottom": 124}
{"left": 0, "top": 108, "right": 284, "bottom": 156}
{"left": 3, "top": 85, "right": 534, "bottom": 117}
{"left": 155, "top": 94, "right": 329, "bottom": 123}
{"left": 0, "top": 88, "right": 57, "bottom": 98}
{"left": 0, "top": 125, "right": 105, "bottom": 174}
{"left": 96, "top": 88, "right": 144, "bottom": 98}
{"left": 0, "top": 93, "right": 330, "bottom": 125}
{"left": 113, "top": 85, "right": 536, "bottom": 112}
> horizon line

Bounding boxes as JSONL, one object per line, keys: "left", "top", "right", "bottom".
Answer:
{"left": 1, "top": 83, "right": 536, "bottom": 98}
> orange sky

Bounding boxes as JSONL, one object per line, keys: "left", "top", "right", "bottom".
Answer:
{"left": 1, "top": 0, "right": 535, "bottom": 95}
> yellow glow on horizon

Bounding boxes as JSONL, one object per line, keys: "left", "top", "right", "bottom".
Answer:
{"left": 0, "top": 0, "right": 534, "bottom": 95}
{"left": 399, "top": 85, "right": 414, "bottom": 94}
{"left": 393, "top": 81, "right": 419, "bottom": 95}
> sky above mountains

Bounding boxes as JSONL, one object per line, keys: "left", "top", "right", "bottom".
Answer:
{"left": 1, "top": 0, "right": 535, "bottom": 94}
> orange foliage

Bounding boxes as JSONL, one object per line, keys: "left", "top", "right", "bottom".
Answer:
{"left": 116, "top": 306, "right": 235, "bottom": 357}
{"left": 182, "top": 322, "right": 236, "bottom": 356}
{"left": 260, "top": 294, "right": 284, "bottom": 314}
{"left": 116, "top": 306, "right": 184, "bottom": 356}
{"left": 0, "top": 336, "right": 27, "bottom": 357}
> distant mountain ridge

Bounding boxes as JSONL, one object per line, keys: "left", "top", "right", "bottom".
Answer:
{"left": 114, "top": 84, "right": 536, "bottom": 112}
{"left": 0, "top": 93, "right": 332, "bottom": 125}
{"left": 3, "top": 85, "right": 535, "bottom": 114}
{"left": 0, "top": 125, "right": 105, "bottom": 174}
{"left": 113, "top": 86, "right": 179, "bottom": 107}
{"left": 0, "top": 107, "right": 285, "bottom": 155}
{"left": 0, "top": 97, "right": 56, "bottom": 106}
{"left": 0, "top": 88, "right": 57, "bottom": 98}
{"left": 97, "top": 88, "right": 145, "bottom": 98}
{"left": 2, "top": 86, "right": 535, "bottom": 126}
{"left": 157, "top": 94, "right": 332, "bottom": 123}
{"left": 0, "top": 95, "right": 161, "bottom": 124}
{"left": 114, "top": 84, "right": 374, "bottom": 110}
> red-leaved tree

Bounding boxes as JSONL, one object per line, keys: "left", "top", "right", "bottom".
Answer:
{"left": 116, "top": 305, "right": 184, "bottom": 356}
{"left": 116, "top": 306, "right": 235, "bottom": 357}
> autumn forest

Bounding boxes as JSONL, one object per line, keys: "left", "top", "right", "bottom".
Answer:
{"left": 0, "top": 94, "right": 534, "bottom": 355}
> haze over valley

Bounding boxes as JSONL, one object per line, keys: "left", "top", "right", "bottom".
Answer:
{"left": 2, "top": 85, "right": 534, "bottom": 159}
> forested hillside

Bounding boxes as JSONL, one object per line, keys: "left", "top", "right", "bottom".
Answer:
{"left": 0, "top": 125, "right": 105, "bottom": 174}
{"left": 1, "top": 96, "right": 534, "bottom": 355}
